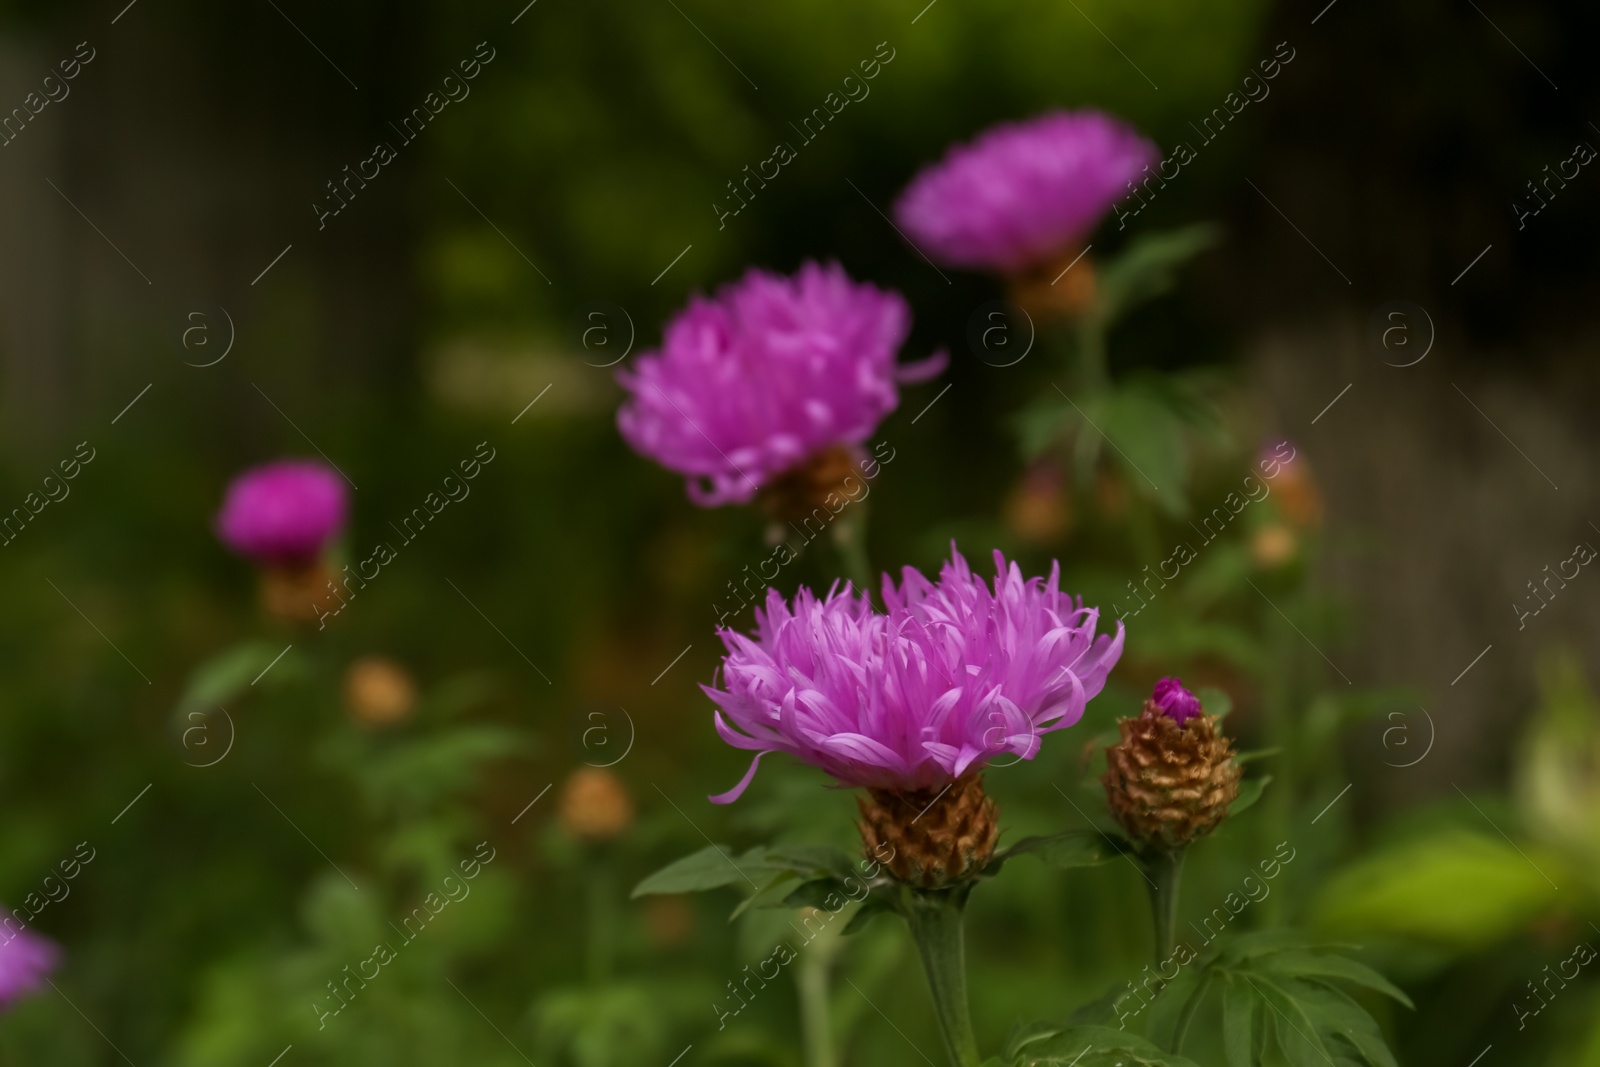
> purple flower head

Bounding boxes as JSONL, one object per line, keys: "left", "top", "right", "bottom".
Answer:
{"left": 893, "top": 110, "right": 1159, "bottom": 274}
{"left": 1150, "top": 676, "right": 1202, "bottom": 725}
{"left": 616, "top": 261, "right": 944, "bottom": 507}
{"left": 705, "top": 547, "right": 1124, "bottom": 802}
{"left": 215, "top": 460, "right": 349, "bottom": 564}
{"left": 0, "top": 925, "right": 58, "bottom": 1009}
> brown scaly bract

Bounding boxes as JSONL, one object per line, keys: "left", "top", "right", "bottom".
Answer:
{"left": 1102, "top": 700, "right": 1241, "bottom": 850}
{"left": 756, "top": 444, "right": 867, "bottom": 526}
{"left": 856, "top": 773, "right": 999, "bottom": 888}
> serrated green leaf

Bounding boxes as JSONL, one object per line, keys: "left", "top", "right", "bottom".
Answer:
{"left": 1223, "top": 975, "right": 1255, "bottom": 1067}
{"left": 1257, "top": 951, "right": 1413, "bottom": 1009}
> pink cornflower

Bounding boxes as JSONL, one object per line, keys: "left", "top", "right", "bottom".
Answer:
{"left": 893, "top": 110, "right": 1159, "bottom": 273}
{"left": 705, "top": 547, "right": 1124, "bottom": 802}
{"left": 0, "top": 926, "right": 58, "bottom": 1009}
{"left": 215, "top": 460, "right": 348, "bottom": 564}
{"left": 616, "top": 261, "right": 942, "bottom": 507}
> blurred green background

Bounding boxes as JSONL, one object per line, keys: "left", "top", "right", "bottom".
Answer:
{"left": 0, "top": 0, "right": 1598, "bottom": 1063}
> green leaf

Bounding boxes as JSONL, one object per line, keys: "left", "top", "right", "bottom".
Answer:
{"left": 174, "top": 641, "right": 302, "bottom": 716}
{"left": 1015, "top": 401, "right": 1076, "bottom": 459}
{"left": 1293, "top": 983, "right": 1399, "bottom": 1067}
{"left": 1247, "top": 975, "right": 1337, "bottom": 1067}
{"left": 781, "top": 878, "right": 851, "bottom": 910}
{"left": 1257, "top": 951, "right": 1414, "bottom": 1009}
{"left": 1094, "top": 223, "right": 1223, "bottom": 327}
{"left": 1215, "top": 930, "right": 1330, "bottom": 967}
{"left": 632, "top": 845, "right": 760, "bottom": 897}
{"left": 632, "top": 844, "right": 863, "bottom": 902}
{"left": 1229, "top": 776, "right": 1271, "bottom": 817}
{"left": 1197, "top": 686, "right": 1233, "bottom": 720}
{"left": 1223, "top": 975, "right": 1255, "bottom": 1067}
{"left": 995, "top": 830, "right": 1123, "bottom": 873}
{"left": 727, "top": 872, "right": 802, "bottom": 922}
{"left": 839, "top": 894, "right": 895, "bottom": 936}
{"left": 761, "top": 844, "right": 860, "bottom": 881}
{"left": 1004, "top": 1024, "right": 1206, "bottom": 1066}
{"left": 1095, "top": 383, "right": 1190, "bottom": 515}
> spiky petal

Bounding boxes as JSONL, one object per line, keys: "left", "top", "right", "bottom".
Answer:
{"left": 706, "top": 547, "right": 1124, "bottom": 802}
{"left": 893, "top": 110, "right": 1159, "bottom": 274}
{"left": 617, "top": 261, "right": 944, "bottom": 507}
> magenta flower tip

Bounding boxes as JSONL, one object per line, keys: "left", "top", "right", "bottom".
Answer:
{"left": 1150, "top": 676, "right": 1203, "bottom": 724}
{"left": 616, "top": 260, "right": 935, "bottom": 507}
{"left": 706, "top": 547, "right": 1124, "bottom": 802}
{"left": 215, "top": 459, "right": 349, "bottom": 564}
{"left": 893, "top": 109, "right": 1159, "bottom": 274}
{"left": 0, "top": 925, "right": 59, "bottom": 1009}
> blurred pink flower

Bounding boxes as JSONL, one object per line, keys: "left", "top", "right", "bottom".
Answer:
{"left": 616, "top": 261, "right": 943, "bottom": 507}
{"left": 705, "top": 547, "right": 1124, "bottom": 801}
{"left": 893, "top": 109, "right": 1159, "bottom": 273}
{"left": 0, "top": 926, "right": 58, "bottom": 1009}
{"left": 215, "top": 460, "right": 349, "bottom": 564}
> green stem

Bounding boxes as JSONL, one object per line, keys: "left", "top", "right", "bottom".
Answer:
{"left": 830, "top": 506, "right": 873, "bottom": 602}
{"left": 1145, "top": 848, "right": 1185, "bottom": 966}
{"left": 796, "top": 921, "right": 842, "bottom": 1067}
{"left": 903, "top": 887, "right": 980, "bottom": 1067}
{"left": 586, "top": 850, "right": 615, "bottom": 985}
{"left": 1074, "top": 315, "right": 1111, "bottom": 393}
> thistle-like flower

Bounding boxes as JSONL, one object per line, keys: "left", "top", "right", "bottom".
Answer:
{"left": 893, "top": 110, "right": 1158, "bottom": 278}
{"left": 616, "top": 261, "right": 942, "bottom": 513}
{"left": 0, "top": 926, "right": 58, "bottom": 1010}
{"left": 706, "top": 547, "right": 1123, "bottom": 886}
{"left": 215, "top": 460, "right": 348, "bottom": 564}
{"left": 1102, "top": 677, "right": 1240, "bottom": 851}
{"left": 216, "top": 460, "right": 349, "bottom": 624}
